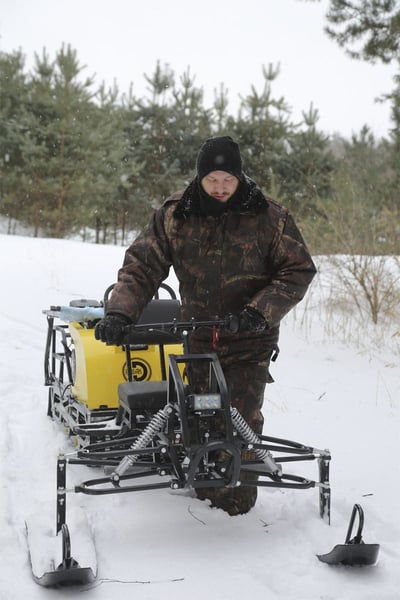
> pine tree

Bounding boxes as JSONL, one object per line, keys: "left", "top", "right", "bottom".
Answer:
{"left": 325, "top": 0, "right": 400, "bottom": 63}
{"left": 280, "top": 104, "right": 336, "bottom": 217}
{"left": 230, "top": 64, "right": 295, "bottom": 194}
{"left": 0, "top": 50, "right": 28, "bottom": 231}
{"left": 130, "top": 62, "right": 180, "bottom": 205}
{"left": 170, "top": 67, "right": 213, "bottom": 176}
{"left": 121, "top": 62, "right": 213, "bottom": 234}
{"left": 20, "top": 45, "right": 97, "bottom": 237}
{"left": 82, "top": 83, "right": 137, "bottom": 244}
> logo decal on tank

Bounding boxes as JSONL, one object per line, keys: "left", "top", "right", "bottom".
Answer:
{"left": 123, "top": 358, "right": 152, "bottom": 382}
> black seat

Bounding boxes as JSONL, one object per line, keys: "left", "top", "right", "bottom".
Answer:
{"left": 124, "top": 299, "right": 182, "bottom": 345}
{"left": 138, "top": 299, "right": 181, "bottom": 324}
{"left": 118, "top": 381, "right": 168, "bottom": 412}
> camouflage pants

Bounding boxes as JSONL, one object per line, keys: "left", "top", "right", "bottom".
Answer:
{"left": 188, "top": 335, "right": 273, "bottom": 515}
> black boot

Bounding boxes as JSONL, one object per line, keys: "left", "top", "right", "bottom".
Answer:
{"left": 196, "top": 485, "right": 257, "bottom": 516}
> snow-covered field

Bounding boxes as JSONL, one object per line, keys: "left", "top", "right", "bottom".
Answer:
{"left": 0, "top": 233, "right": 399, "bottom": 600}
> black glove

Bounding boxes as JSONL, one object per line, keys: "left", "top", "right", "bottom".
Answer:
{"left": 94, "top": 314, "right": 131, "bottom": 345}
{"left": 238, "top": 307, "right": 266, "bottom": 332}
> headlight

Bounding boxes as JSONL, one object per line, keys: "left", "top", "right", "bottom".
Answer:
{"left": 191, "top": 394, "right": 222, "bottom": 411}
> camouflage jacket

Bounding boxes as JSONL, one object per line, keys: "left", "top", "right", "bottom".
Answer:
{"left": 107, "top": 177, "right": 316, "bottom": 349}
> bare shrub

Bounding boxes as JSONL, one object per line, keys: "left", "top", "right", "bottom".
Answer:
{"left": 328, "top": 255, "right": 400, "bottom": 325}
{"left": 285, "top": 256, "right": 400, "bottom": 358}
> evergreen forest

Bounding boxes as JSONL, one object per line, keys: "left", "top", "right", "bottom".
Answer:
{"left": 1, "top": 41, "right": 399, "bottom": 256}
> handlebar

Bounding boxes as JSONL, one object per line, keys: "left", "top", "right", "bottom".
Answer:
{"left": 122, "top": 315, "right": 238, "bottom": 345}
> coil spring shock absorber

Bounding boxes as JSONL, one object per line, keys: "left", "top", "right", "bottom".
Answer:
{"left": 230, "top": 407, "right": 282, "bottom": 475}
{"left": 111, "top": 404, "right": 173, "bottom": 484}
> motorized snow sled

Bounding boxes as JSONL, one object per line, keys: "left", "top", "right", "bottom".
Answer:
{"left": 32, "top": 284, "right": 332, "bottom": 587}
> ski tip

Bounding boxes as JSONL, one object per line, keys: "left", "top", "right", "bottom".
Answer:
{"left": 32, "top": 566, "right": 96, "bottom": 588}
{"left": 317, "top": 543, "right": 380, "bottom": 567}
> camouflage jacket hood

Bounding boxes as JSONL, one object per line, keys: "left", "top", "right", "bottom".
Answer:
{"left": 107, "top": 178, "right": 317, "bottom": 347}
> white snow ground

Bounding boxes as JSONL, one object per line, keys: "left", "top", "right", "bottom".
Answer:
{"left": 0, "top": 233, "right": 399, "bottom": 600}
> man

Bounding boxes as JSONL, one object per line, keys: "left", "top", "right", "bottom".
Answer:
{"left": 95, "top": 136, "right": 316, "bottom": 515}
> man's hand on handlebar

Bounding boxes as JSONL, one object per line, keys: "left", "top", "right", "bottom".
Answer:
{"left": 94, "top": 314, "right": 131, "bottom": 345}
{"left": 226, "top": 308, "right": 267, "bottom": 333}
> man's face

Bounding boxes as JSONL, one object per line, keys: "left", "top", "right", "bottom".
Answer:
{"left": 201, "top": 170, "right": 239, "bottom": 202}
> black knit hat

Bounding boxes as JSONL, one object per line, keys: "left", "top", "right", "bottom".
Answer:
{"left": 196, "top": 136, "right": 243, "bottom": 181}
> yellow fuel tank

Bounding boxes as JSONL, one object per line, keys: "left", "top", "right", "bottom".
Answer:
{"left": 69, "top": 323, "right": 183, "bottom": 410}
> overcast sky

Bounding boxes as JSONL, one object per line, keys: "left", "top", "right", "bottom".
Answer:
{"left": 0, "top": 0, "right": 397, "bottom": 138}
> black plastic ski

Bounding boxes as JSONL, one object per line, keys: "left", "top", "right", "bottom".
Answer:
{"left": 317, "top": 504, "right": 379, "bottom": 566}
